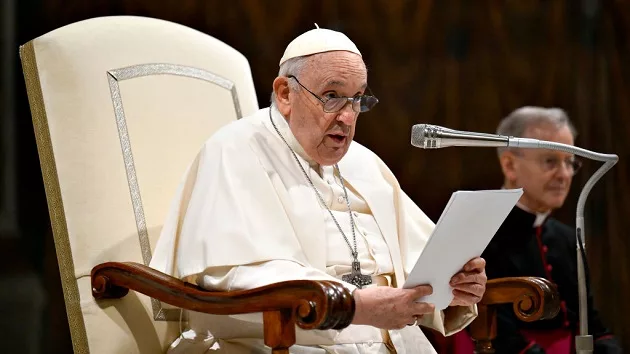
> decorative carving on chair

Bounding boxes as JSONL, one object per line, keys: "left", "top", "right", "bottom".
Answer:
{"left": 470, "top": 276, "right": 561, "bottom": 354}
{"left": 481, "top": 276, "right": 560, "bottom": 321}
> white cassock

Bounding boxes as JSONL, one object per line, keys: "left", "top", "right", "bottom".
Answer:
{"left": 150, "top": 107, "right": 478, "bottom": 353}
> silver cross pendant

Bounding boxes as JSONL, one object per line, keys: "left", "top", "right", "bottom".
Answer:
{"left": 342, "top": 260, "right": 372, "bottom": 288}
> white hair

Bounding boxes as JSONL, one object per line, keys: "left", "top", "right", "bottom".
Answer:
{"left": 269, "top": 52, "right": 368, "bottom": 107}
{"left": 269, "top": 56, "right": 310, "bottom": 106}
{"left": 496, "top": 106, "right": 577, "bottom": 156}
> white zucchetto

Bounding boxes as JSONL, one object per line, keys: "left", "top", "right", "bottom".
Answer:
{"left": 279, "top": 24, "right": 362, "bottom": 66}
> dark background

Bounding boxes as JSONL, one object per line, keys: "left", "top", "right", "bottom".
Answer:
{"left": 1, "top": 0, "right": 628, "bottom": 352}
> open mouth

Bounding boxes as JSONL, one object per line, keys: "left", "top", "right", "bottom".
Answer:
{"left": 327, "top": 134, "right": 347, "bottom": 144}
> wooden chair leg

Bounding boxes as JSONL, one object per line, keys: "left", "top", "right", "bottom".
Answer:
{"left": 470, "top": 304, "right": 497, "bottom": 354}
{"left": 264, "top": 309, "right": 296, "bottom": 354}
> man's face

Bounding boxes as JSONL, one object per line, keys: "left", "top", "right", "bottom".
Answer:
{"left": 501, "top": 124, "right": 577, "bottom": 213}
{"left": 274, "top": 51, "right": 368, "bottom": 166}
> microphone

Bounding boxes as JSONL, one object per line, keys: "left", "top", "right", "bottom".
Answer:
{"left": 411, "top": 124, "right": 508, "bottom": 148}
{"left": 411, "top": 123, "right": 619, "bottom": 354}
{"left": 412, "top": 123, "right": 566, "bottom": 150}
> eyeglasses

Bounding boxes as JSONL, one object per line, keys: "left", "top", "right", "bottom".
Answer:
{"left": 288, "top": 75, "right": 379, "bottom": 113}
{"left": 514, "top": 153, "right": 583, "bottom": 176}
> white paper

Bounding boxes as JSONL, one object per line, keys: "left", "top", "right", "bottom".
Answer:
{"left": 403, "top": 188, "right": 523, "bottom": 310}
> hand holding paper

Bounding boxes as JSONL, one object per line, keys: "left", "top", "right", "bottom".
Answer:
{"left": 449, "top": 257, "right": 487, "bottom": 307}
{"left": 403, "top": 189, "right": 523, "bottom": 310}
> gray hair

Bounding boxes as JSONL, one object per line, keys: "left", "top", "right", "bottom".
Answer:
{"left": 269, "top": 53, "right": 368, "bottom": 107}
{"left": 269, "top": 56, "right": 311, "bottom": 106}
{"left": 496, "top": 106, "right": 577, "bottom": 156}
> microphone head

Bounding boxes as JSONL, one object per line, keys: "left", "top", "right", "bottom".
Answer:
{"left": 411, "top": 124, "right": 440, "bottom": 149}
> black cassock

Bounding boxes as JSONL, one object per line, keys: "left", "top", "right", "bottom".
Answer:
{"left": 481, "top": 206, "right": 622, "bottom": 354}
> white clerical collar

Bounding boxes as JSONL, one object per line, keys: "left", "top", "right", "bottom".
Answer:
{"left": 269, "top": 106, "right": 320, "bottom": 171}
{"left": 501, "top": 186, "right": 550, "bottom": 227}
{"left": 515, "top": 202, "right": 550, "bottom": 227}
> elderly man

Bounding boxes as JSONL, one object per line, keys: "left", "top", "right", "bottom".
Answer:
{"left": 151, "top": 26, "right": 486, "bottom": 353}
{"left": 481, "top": 107, "right": 621, "bottom": 353}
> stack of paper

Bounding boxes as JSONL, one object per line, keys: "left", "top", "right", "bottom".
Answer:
{"left": 403, "top": 189, "right": 523, "bottom": 310}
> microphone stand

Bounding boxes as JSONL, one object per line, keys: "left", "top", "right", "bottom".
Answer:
{"left": 509, "top": 138, "right": 618, "bottom": 354}
{"left": 411, "top": 125, "right": 619, "bottom": 352}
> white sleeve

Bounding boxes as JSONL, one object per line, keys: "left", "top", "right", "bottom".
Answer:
{"left": 196, "top": 260, "right": 357, "bottom": 324}
{"left": 198, "top": 259, "right": 356, "bottom": 291}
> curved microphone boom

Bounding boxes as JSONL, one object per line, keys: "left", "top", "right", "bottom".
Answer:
{"left": 411, "top": 124, "right": 619, "bottom": 354}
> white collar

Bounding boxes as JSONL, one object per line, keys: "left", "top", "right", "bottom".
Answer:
{"left": 501, "top": 186, "right": 550, "bottom": 227}
{"left": 515, "top": 201, "right": 550, "bottom": 227}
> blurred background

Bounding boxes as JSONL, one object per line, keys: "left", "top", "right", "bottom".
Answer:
{"left": 1, "top": 0, "right": 628, "bottom": 352}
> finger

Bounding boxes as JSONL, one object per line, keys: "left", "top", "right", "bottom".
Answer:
{"left": 450, "top": 298, "right": 465, "bottom": 307}
{"left": 450, "top": 272, "right": 475, "bottom": 285}
{"left": 452, "top": 283, "right": 486, "bottom": 297}
{"left": 450, "top": 272, "right": 471, "bottom": 284}
{"left": 452, "top": 289, "right": 482, "bottom": 306}
{"left": 412, "top": 302, "right": 435, "bottom": 315}
{"left": 452, "top": 265, "right": 487, "bottom": 281}
{"left": 451, "top": 272, "right": 487, "bottom": 285}
{"left": 406, "top": 314, "right": 423, "bottom": 326}
{"left": 450, "top": 298, "right": 470, "bottom": 307}
{"left": 464, "top": 257, "right": 486, "bottom": 272}
{"left": 411, "top": 284, "right": 433, "bottom": 298}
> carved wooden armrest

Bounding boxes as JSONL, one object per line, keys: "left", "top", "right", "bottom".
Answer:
{"left": 470, "top": 276, "right": 561, "bottom": 354}
{"left": 91, "top": 262, "right": 355, "bottom": 353}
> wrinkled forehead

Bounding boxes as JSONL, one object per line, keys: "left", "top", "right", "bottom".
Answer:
{"left": 302, "top": 52, "right": 368, "bottom": 88}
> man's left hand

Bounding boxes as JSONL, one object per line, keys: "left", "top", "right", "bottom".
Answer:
{"left": 449, "top": 257, "right": 487, "bottom": 307}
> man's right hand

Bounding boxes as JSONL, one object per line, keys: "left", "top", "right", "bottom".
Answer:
{"left": 351, "top": 285, "right": 435, "bottom": 329}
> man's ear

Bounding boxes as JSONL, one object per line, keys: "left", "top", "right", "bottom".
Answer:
{"left": 272, "top": 77, "right": 291, "bottom": 116}
{"left": 499, "top": 151, "right": 518, "bottom": 182}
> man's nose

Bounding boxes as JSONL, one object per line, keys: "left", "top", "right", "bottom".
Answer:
{"left": 556, "top": 162, "right": 574, "bottom": 178}
{"left": 336, "top": 103, "right": 357, "bottom": 125}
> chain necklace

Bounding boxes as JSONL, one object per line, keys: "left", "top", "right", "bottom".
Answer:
{"left": 269, "top": 109, "right": 372, "bottom": 288}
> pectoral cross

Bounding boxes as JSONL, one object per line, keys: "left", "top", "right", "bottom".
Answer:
{"left": 342, "top": 260, "right": 372, "bottom": 288}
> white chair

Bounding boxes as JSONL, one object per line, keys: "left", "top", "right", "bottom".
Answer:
{"left": 19, "top": 16, "right": 354, "bottom": 354}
